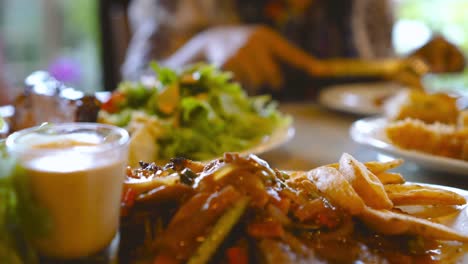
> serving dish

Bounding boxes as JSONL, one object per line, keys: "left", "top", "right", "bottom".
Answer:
{"left": 119, "top": 152, "right": 468, "bottom": 263}
{"left": 236, "top": 122, "right": 295, "bottom": 158}
{"left": 121, "top": 181, "right": 468, "bottom": 263}
{"left": 350, "top": 116, "right": 468, "bottom": 175}
{"left": 100, "top": 63, "right": 293, "bottom": 165}
{"left": 319, "top": 82, "right": 405, "bottom": 115}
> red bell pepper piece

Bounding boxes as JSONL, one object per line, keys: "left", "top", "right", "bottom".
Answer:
{"left": 226, "top": 246, "right": 249, "bottom": 264}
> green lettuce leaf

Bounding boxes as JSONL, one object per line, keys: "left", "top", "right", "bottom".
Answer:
{"left": 0, "top": 141, "right": 52, "bottom": 264}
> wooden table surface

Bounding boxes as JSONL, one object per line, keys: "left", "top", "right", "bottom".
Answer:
{"left": 260, "top": 103, "right": 468, "bottom": 191}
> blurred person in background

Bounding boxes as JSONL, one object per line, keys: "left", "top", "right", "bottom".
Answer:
{"left": 122, "top": 0, "right": 465, "bottom": 100}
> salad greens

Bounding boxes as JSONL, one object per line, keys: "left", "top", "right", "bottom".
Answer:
{"left": 99, "top": 63, "right": 291, "bottom": 163}
{"left": 0, "top": 141, "right": 52, "bottom": 264}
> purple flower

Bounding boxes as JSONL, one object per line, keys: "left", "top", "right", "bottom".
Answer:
{"left": 48, "top": 57, "right": 82, "bottom": 84}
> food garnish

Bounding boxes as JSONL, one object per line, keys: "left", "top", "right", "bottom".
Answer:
{"left": 99, "top": 63, "right": 291, "bottom": 166}
{"left": 120, "top": 153, "right": 468, "bottom": 263}
{"left": 0, "top": 141, "right": 52, "bottom": 264}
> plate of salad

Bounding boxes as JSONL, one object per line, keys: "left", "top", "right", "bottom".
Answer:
{"left": 98, "top": 63, "right": 293, "bottom": 166}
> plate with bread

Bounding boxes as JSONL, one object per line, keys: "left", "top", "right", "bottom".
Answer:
{"left": 350, "top": 89, "right": 468, "bottom": 174}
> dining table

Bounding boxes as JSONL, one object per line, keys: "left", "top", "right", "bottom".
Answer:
{"left": 261, "top": 102, "right": 468, "bottom": 191}
{"left": 2, "top": 99, "right": 467, "bottom": 191}
{"left": 3, "top": 98, "right": 468, "bottom": 264}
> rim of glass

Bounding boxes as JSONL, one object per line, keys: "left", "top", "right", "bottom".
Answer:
{"left": 6, "top": 122, "right": 130, "bottom": 154}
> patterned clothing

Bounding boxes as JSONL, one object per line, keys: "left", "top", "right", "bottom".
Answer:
{"left": 238, "top": 0, "right": 357, "bottom": 58}
{"left": 123, "top": 0, "right": 395, "bottom": 99}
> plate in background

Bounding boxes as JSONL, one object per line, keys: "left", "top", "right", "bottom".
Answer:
{"left": 350, "top": 116, "right": 468, "bottom": 175}
{"left": 319, "top": 82, "right": 405, "bottom": 115}
{"left": 238, "top": 122, "right": 295, "bottom": 158}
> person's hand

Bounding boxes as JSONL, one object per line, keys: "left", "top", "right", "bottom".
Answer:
{"left": 410, "top": 35, "right": 466, "bottom": 73}
{"left": 162, "top": 25, "right": 326, "bottom": 93}
{"left": 387, "top": 57, "right": 430, "bottom": 90}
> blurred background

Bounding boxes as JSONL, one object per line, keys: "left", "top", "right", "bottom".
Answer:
{"left": 1, "top": 0, "right": 468, "bottom": 95}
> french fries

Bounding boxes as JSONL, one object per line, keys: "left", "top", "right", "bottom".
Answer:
{"left": 327, "top": 159, "right": 405, "bottom": 184}
{"left": 294, "top": 153, "right": 468, "bottom": 243}
{"left": 374, "top": 172, "right": 405, "bottom": 184}
{"left": 307, "top": 166, "right": 365, "bottom": 215}
{"left": 384, "top": 184, "right": 466, "bottom": 206}
{"left": 338, "top": 153, "right": 393, "bottom": 209}
{"left": 364, "top": 159, "right": 404, "bottom": 175}
{"left": 360, "top": 207, "right": 468, "bottom": 242}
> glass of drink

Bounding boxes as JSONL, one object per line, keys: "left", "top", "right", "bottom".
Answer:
{"left": 6, "top": 122, "right": 129, "bottom": 262}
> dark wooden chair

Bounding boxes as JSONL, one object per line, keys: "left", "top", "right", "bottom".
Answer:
{"left": 99, "top": 0, "right": 132, "bottom": 91}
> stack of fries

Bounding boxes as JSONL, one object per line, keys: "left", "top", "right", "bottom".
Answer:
{"left": 293, "top": 153, "right": 468, "bottom": 241}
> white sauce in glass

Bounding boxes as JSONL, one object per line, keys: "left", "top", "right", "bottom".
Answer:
{"left": 22, "top": 140, "right": 126, "bottom": 258}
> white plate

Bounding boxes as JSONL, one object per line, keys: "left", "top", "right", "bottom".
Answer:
{"left": 319, "top": 82, "right": 405, "bottom": 115}
{"left": 350, "top": 117, "right": 468, "bottom": 175}
{"left": 128, "top": 122, "right": 295, "bottom": 166}
{"left": 238, "top": 122, "right": 295, "bottom": 157}
{"left": 403, "top": 183, "right": 468, "bottom": 264}
{"left": 405, "top": 183, "right": 468, "bottom": 263}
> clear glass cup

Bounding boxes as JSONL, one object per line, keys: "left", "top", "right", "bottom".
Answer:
{"left": 6, "top": 122, "right": 129, "bottom": 263}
